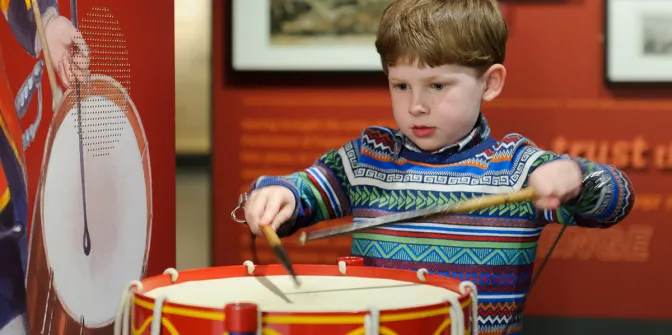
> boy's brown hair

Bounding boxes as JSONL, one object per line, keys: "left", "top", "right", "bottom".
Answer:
{"left": 375, "top": 0, "right": 507, "bottom": 74}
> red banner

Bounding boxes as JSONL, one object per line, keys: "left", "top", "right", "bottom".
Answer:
{"left": 0, "top": 0, "right": 175, "bottom": 333}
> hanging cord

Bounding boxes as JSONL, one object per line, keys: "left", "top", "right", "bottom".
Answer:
{"left": 113, "top": 280, "right": 143, "bottom": 335}
{"left": 150, "top": 296, "right": 167, "bottom": 335}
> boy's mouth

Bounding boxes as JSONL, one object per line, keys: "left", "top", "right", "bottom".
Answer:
{"left": 411, "top": 125, "right": 435, "bottom": 137}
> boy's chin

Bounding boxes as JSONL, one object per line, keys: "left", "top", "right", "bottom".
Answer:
{"left": 411, "top": 139, "right": 445, "bottom": 153}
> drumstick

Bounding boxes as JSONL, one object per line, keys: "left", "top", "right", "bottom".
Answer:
{"left": 30, "top": 0, "right": 63, "bottom": 111}
{"left": 260, "top": 225, "right": 301, "bottom": 287}
{"left": 299, "top": 187, "right": 538, "bottom": 244}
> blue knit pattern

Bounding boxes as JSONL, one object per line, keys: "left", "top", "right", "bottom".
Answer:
{"left": 250, "top": 116, "right": 635, "bottom": 334}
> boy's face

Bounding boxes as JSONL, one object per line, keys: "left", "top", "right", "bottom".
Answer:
{"left": 387, "top": 61, "right": 505, "bottom": 152}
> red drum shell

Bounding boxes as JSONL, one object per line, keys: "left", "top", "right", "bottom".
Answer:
{"left": 128, "top": 263, "right": 475, "bottom": 335}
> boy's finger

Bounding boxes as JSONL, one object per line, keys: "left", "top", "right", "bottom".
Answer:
{"left": 260, "top": 194, "right": 283, "bottom": 226}
{"left": 245, "top": 191, "right": 268, "bottom": 235}
{"left": 271, "top": 205, "right": 294, "bottom": 231}
{"left": 534, "top": 197, "right": 560, "bottom": 210}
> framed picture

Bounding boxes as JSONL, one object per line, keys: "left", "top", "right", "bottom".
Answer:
{"left": 605, "top": 0, "right": 672, "bottom": 84}
{"left": 230, "top": 0, "right": 387, "bottom": 72}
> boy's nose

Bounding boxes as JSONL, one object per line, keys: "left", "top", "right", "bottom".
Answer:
{"left": 409, "top": 103, "right": 428, "bottom": 116}
{"left": 409, "top": 92, "right": 429, "bottom": 115}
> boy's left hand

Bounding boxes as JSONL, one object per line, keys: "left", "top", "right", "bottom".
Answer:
{"left": 528, "top": 159, "right": 583, "bottom": 210}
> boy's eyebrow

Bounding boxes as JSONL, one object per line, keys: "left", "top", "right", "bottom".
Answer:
{"left": 388, "top": 74, "right": 456, "bottom": 82}
{"left": 426, "top": 74, "right": 456, "bottom": 81}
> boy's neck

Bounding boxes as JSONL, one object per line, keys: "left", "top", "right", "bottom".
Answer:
{"left": 396, "top": 113, "right": 490, "bottom": 155}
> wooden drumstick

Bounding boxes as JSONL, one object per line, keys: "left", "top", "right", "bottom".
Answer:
{"left": 261, "top": 225, "right": 300, "bottom": 287}
{"left": 438, "top": 187, "right": 537, "bottom": 213}
{"left": 30, "top": 0, "right": 64, "bottom": 111}
{"left": 299, "top": 187, "right": 539, "bottom": 244}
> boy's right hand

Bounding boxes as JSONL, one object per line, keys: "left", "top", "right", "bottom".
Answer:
{"left": 244, "top": 186, "right": 296, "bottom": 236}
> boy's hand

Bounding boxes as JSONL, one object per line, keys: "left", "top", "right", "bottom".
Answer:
{"left": 528, "top": 159, "right": 583, "bottom": 210}
{"left": 244, "top": 186, "right": 296, "bottom": 236}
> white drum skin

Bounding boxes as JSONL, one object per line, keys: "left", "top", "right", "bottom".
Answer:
{"left": 144, "top": 275, "right": 462, "bottom": 312}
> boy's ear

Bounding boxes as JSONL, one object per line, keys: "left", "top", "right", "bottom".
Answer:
{"left": 482, "top": 64, "right": 506, "bottom": 102}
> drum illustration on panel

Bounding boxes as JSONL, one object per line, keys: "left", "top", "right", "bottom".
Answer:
{"left": 25, "top": 3, "right": 153, "bottom": 334}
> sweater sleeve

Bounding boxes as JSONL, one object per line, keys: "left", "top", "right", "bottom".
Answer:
{"left": 4, "top": 0, "right": 60, "bottom": 58}
{"left": 527, "top": 150, "right": 636, "bottom": 228}
{"left": 248, "top": 143, "right": 353, "bottom": 237}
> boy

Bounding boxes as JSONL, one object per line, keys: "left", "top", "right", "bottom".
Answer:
{"left": 239, "top": 0, "right": 635, "bottom": 334}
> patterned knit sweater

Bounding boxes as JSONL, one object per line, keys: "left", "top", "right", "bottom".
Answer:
{"left": 250, "top": 114, "right": 635, "bottom": 335}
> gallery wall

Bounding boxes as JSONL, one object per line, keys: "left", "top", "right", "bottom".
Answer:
{"left": 175, "top": 0, "right": 212, "bottom": 156}
{"left": 212, "top": 0, "right": 671, "bottom": 333}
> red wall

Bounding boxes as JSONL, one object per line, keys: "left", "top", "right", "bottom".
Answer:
{"left": 213, "top": 0, "right": 668, "bottom": 320}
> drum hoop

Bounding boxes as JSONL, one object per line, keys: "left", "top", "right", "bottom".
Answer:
{"left": 132, "top": 264, "right": 472, "bottom": 318}
{"left": 27, "top": 74, "right": 153, "bottom": 328}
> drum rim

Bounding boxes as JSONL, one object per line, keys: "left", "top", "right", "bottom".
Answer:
{"left": 132, "top": 263, "right": 472, "bottom": 317}
{"left": 26, "top": 73, "right": 153, "bottom": 328}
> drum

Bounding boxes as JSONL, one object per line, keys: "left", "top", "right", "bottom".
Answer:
{"left": 26, "top": 74, "right": 153, "bottom": 334}
{"left": 116, "top": 257, "right": 479, "bottom": 335}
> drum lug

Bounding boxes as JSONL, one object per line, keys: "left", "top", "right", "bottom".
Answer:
{"left": 338, "top": 261, "right": 347, "bottom": 275}
{"left": 163, "top": 268, "right": 179, "bottom": 283}
{"left": 243, "top": 260, "right": 256, "bottom": 275}
{"left": 416, "top": 268, "right": 429, "bottom": 282}
{"left": 338, "top": 256, "right": 365, "bottom": 275}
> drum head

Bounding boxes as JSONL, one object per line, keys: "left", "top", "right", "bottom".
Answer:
{"left": 41, "top": 75, "right": 149, "bottom": 327}
{"left": 144, "top": 275, "right": 460, "bottom": 312}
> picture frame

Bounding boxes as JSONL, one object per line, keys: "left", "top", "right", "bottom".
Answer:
{"left": 604, "top": 0, "right": 672, "bottom": 84}
{"left": 229, "top": 0, "right": 386, "bottom": 73}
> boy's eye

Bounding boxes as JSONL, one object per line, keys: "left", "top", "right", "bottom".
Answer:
{"left": 432, "top": 83, "right": 445, "bottom": 90}
{"left": 394, "top": 83, "right": 409, "bottom": 90}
